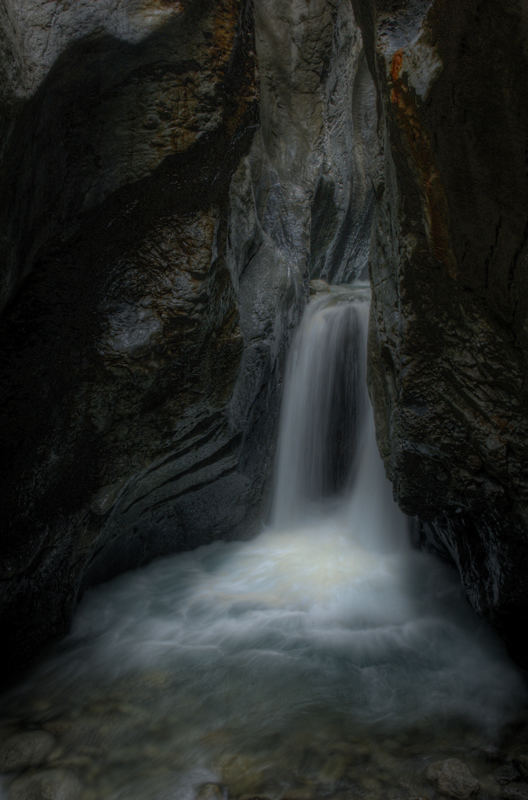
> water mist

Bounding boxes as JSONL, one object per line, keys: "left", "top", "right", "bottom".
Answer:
{"left": 0, "top": 285, "right": 525, "bottom": 800}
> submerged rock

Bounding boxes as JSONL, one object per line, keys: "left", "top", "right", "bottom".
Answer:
{"left": 0, "top": 731, "right": 55, "bottom": 772}
{"left": 195, "top": 783, "right": 224, "bottom": 800}
{"left": 7, "top": 769, "right": 81, "bottom": 800}
{"left": 426, "top": 759, "right": 480, "bottom": 800}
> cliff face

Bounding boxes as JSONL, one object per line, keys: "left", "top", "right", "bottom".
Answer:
{"left": 352, "top": 0, "right": 528, "bottom": 661}
{"left": 0, "top": 0, "right": 376, "bottom": 675}
{"left": 0, "top": 0, "right": 261, "bottom": 677}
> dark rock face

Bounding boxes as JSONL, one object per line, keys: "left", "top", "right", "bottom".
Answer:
{"left": 0, "top": 0, "right": 377, "bottom": 676}
{"left": 0, "top": 0, "right": 263, "bottom": 678}
{"left": 352, "top": 0, "right": 528, "bottom": 662}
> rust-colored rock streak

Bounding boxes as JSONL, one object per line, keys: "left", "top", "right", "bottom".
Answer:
{"left": 389, "top": 47, "right": 457, "bottom": 279}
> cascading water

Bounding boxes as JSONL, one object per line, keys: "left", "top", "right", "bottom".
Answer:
{"left": 273, "top": 287, "right": 371, "bottom": 525}
{"left": 273, "top": 285, "right": 408, "bottom": 553}
{"left": 0, "top": 286, "right": 526, "bottom": 800}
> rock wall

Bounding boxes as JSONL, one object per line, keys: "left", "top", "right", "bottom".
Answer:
{"left": 0, "top": 0, "right": 377, "bottom": 677}
{"left": 0, "top": 0, "right": 261, "bottom": 679}
{"left": 352, "top": 0, "right": 528, "bottom": 662}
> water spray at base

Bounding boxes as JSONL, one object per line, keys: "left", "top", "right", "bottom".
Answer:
{"left": 0, "top": 286, "right": 525, "bottom": 800}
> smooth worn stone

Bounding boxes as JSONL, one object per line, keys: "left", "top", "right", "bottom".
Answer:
{"left": 426, "top": 759, "right": 480, "bottom": 799}
{"left": 0, "top": 731, "right": 56, "bottom": 772}
{"left": 7, "top": 769, "right": 81, "bottom": 800}
{"left": 359, "top": 775, "right": 383, "bottom": 795}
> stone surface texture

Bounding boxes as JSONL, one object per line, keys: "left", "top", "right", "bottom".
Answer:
{"left": 426, "top": 759, "right": 480, "bottom": 800}
{"left": 351, "top": 0, "right": 528, "bottom": 662}
{"left": 0, "top": 0, "right": 376, "bottom": 675}
{"left": 0, "top": 731, "right": 55, "bottom": 772}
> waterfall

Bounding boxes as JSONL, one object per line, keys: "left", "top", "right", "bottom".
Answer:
{"left": 273, "top": 284, "right": 407, "bottom": 552}
{"left": 273, "top": 287, "right": 369, "bottom": 525}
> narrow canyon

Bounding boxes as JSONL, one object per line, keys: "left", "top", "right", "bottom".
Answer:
{"left": 1, "top": 1, "right": 528, "bottom": 799}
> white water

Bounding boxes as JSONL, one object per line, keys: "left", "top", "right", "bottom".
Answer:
{"left": 273, "top": 287, "right": 371, "bottom": 526}
{"left": 273, "top": 285, "right": 408, "bottom": 552}
{"left": 1, "top": 286, "right": 526, "bottom": 799}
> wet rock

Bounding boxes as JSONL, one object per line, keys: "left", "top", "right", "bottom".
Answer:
{"left": 280, "top": 788, "right": 316, "bottom": 800}
{"left": 514, "top": 758, "right": 528, "bottom": 781}
{"left": 239, "top": 796, "right": 273, "bottom": 800}
{"left": 7, "top": 769, "right": 81, "bottom": 800}
{"left": 495, "top": 765, "right": 520, "bottom": 786}
{"left": 196, "top": 783, "right": 224, "bottom": 800}
{"left": 320, "top": 793, "right": 356, "bottom": 800}
{"left": 0, "top": 731, "right": 55, "bottom": 772}
{"left": 0, "top": 0, "right": 260, "bottom": 680}
{"left": 426, "top": 759, "right": 480, "bottom": 799}
{"left": 353, "top": 0, "right": 528, "bottom": 662}
{"left": 481, "top": 746, "right": 503, "bottom": 764}
{"left": 217, "top": 753, "right": 268, "bottom": 796}
{"left": 309, "top": 280, "right": 331, "bottom": 296}
{"left": 359, "top": 775, "right": 383, "bottom": 796}
{"left": 501, "top": 785, "right": 528, "bottom": 800}
{"left": 318, "top": 753, "right": 348, "bottom": 784}
{"left": 371, "top": 746, "right": 403, "bottom": 778}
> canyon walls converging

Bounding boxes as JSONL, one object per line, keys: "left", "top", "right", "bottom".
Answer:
{"left": 1, "top": 0, "right": 528, "bottom": 677}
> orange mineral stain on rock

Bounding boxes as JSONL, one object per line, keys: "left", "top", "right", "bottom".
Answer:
{"left": 391, "top": 49, "right": 404, "bottom": 82}
{"left": 209, "top": 0, "right": 257, "bottom": 139}
{"left": 388, "top": 47, "right": 457, "bottom": 278}
{"left": 211, "top": 0, "right": 239, "bottom": 62}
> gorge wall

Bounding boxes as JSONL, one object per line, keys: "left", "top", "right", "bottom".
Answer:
{"left": 0, "top": 0, "right": 376, "bottom": 677}
{"left": 352, "top": 0, "right": 528, "bottom": 663}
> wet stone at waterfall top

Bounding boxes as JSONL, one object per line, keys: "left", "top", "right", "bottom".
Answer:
{"left": 0, "top": 286, "right": 526, "bottom": 800}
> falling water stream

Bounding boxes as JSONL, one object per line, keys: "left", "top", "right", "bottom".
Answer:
{"left": 1, "top": 286, "right": 527, "bottom": 800}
